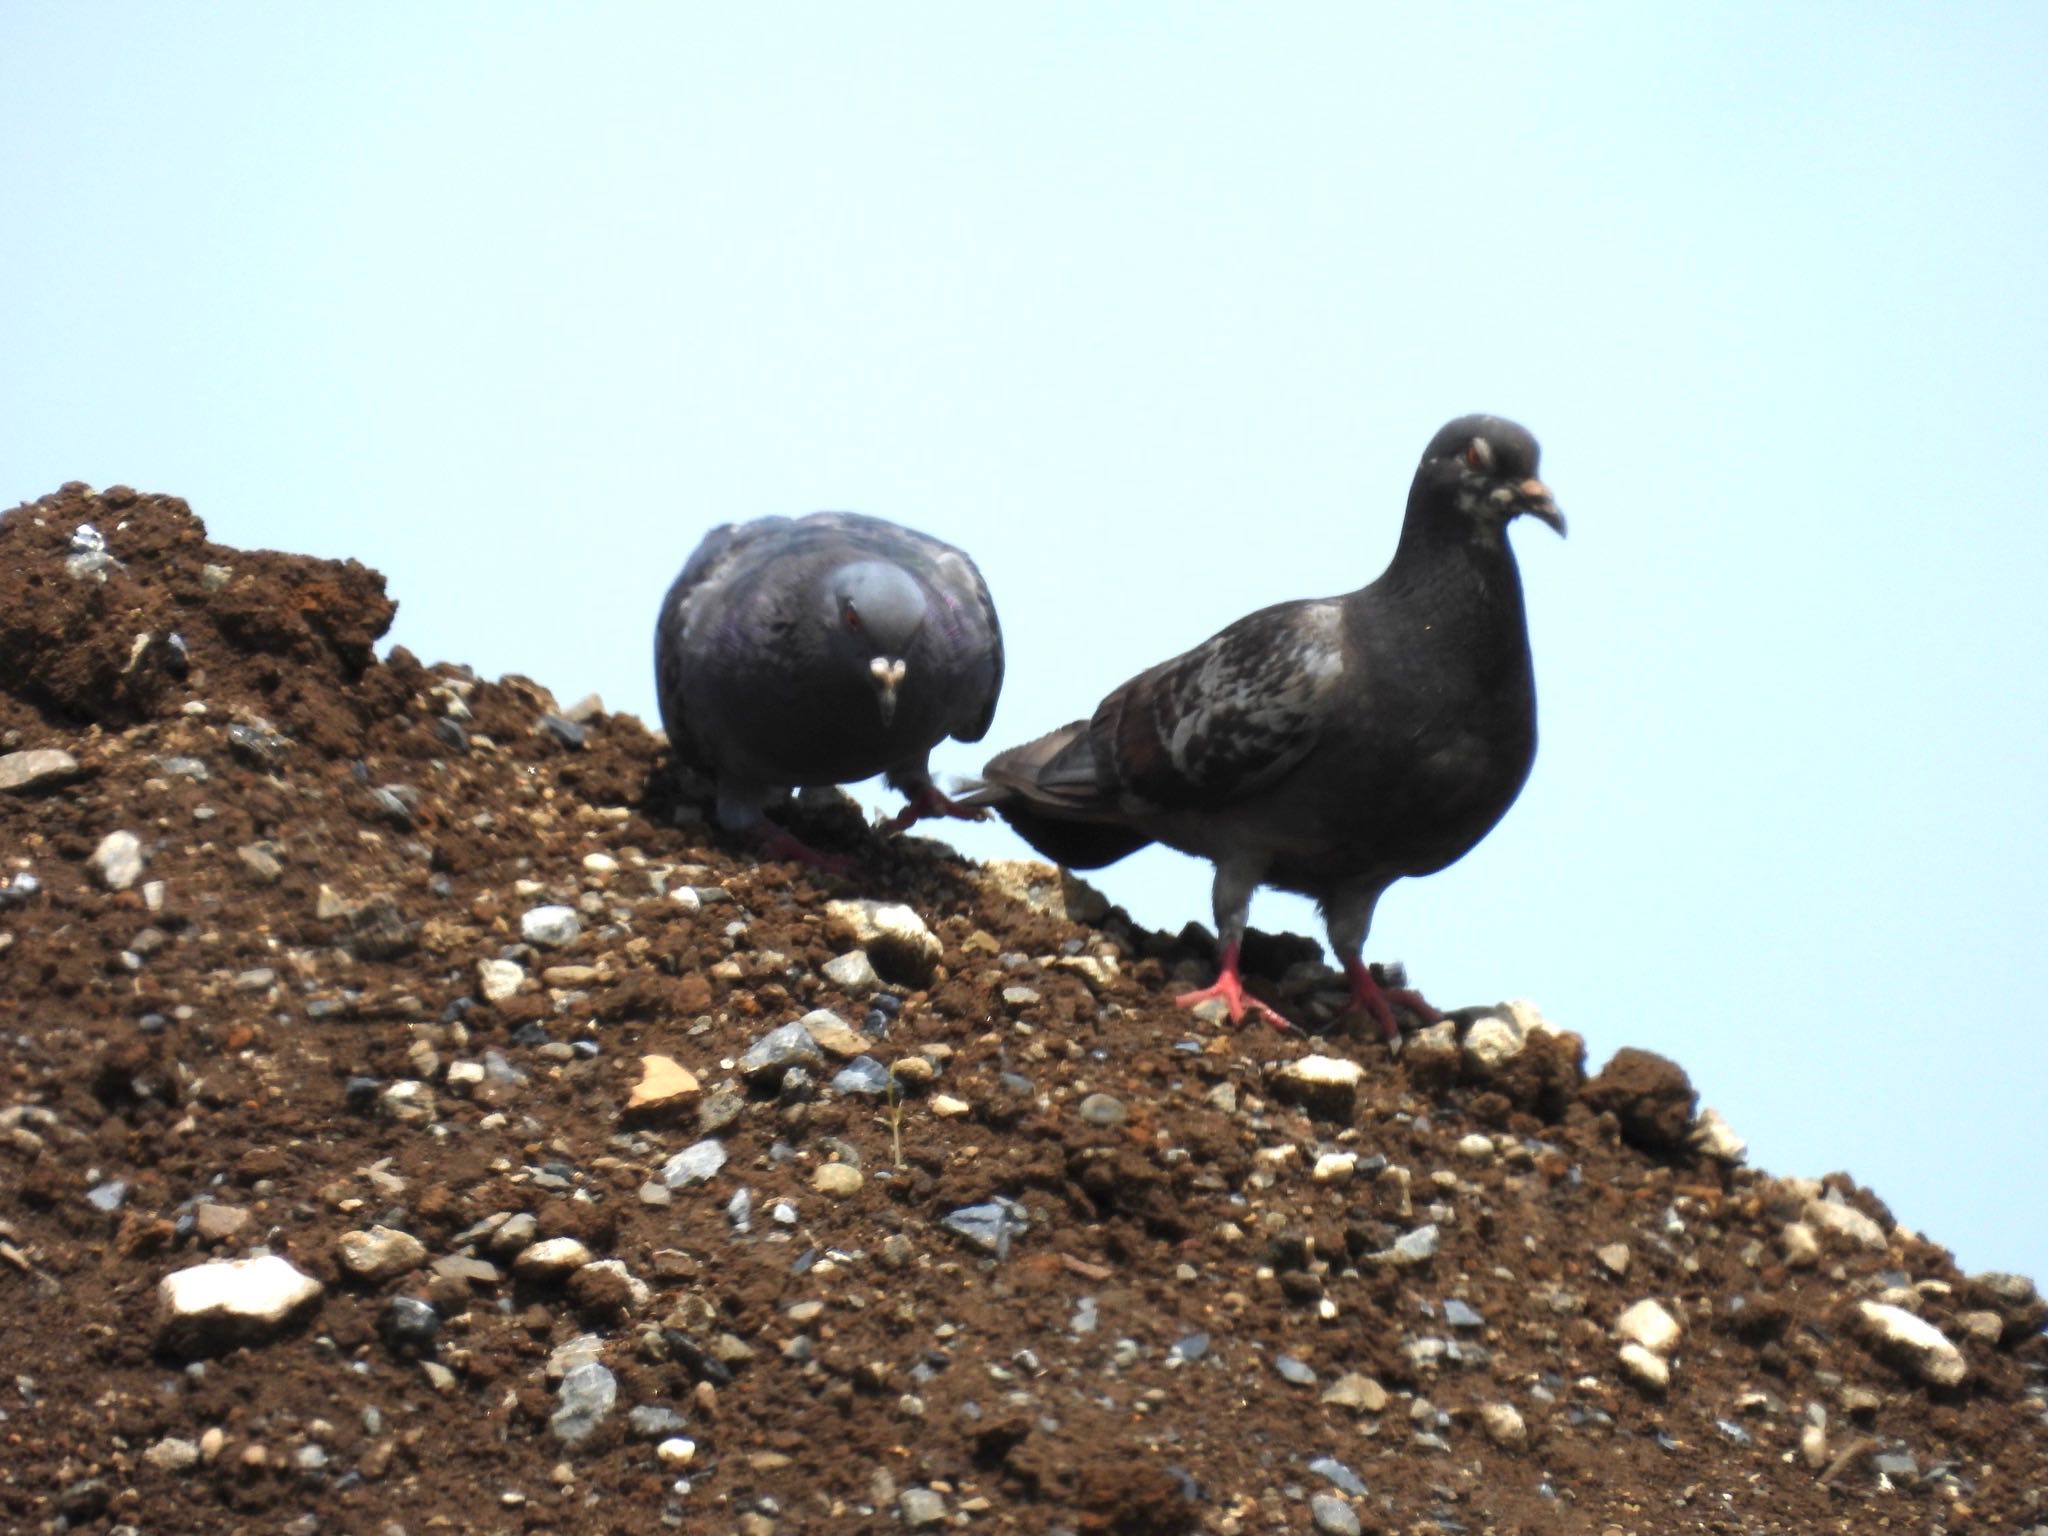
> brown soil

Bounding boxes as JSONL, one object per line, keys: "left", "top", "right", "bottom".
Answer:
{"left": 3, "top": 483, "right": 2044, "bottom": 1535}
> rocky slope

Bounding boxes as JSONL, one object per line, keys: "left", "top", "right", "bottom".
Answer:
{"left": 2, "top": 484, "right": 2043, "bottom": 1536}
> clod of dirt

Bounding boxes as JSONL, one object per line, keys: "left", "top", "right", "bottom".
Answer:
{"left": 1580, "top": 1044, "right": 1699, "bottom": 1155}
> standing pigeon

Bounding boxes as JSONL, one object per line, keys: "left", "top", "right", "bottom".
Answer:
{"left": 966, "top": 416, "right": 1563, "bottom": 1037}
{"left": 654, "top": 511, "right": 1003, "bottom": 867}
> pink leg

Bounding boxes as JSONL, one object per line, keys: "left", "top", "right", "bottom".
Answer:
{"left": 883, "top": 783, "right": 989, "bottom": 835}
{"left": 1343, "top": 956, "right": 1440, "bottom": 1043}
{"left": 759, "top": 825, "right": 856, "bottom": 877}
{"left": 1175, "top": 941, "right": 1295, "bottom": 1032}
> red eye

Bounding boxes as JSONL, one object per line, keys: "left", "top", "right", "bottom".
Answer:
{"left": 1463, "top": 439, "right": 1492, "bottom": 470}
{"left": 843, "top": 603, "right": 863, "bottom": 632}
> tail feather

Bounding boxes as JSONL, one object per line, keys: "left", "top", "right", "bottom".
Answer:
{"left": 959, "top": 719, "right": 1153, "bottom": 870}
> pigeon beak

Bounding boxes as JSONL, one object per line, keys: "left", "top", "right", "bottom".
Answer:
{"left": 1514, "top": 478, "right": 1566, "bottom": 536}
{"left": 869, "top": 656, "right": 907, "bottom": 726}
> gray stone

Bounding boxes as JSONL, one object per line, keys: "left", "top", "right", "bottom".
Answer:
{"left": 1387, "top": 1224, "right": 1440, "bottom": 1264}
{"left": 1273, "top": 1355, "right": 1317, "bottom": 1386}
{"left": 661, "top": 1139, "right": 728, "bottom": 1187}
{"left": 1443, "top": 1298, "right": 1484, "bottom": 1329}
{"left": 1308, "top": 1456, "right": 1367, "bottom": 1495}
{"left": 941, "top": 1197, "right": 1029, "bottom": 1258}
{"left": 738, "top": 1022, "right": 825, "bottom": 1084}
{"left": 831, "top": 1056, "right": 891, "bottom": 1096}
{"left": 821, "top": 950, "right": 880, "bottom": 994}
{"left": 550, "top": 1361, "right": 618, "bottom": 1445}
{"left": 520, "top": 905, "right": 583, "bottom": 949}
{"left": 0, "top": 749, "right": 81, "bottom": 793}
{"left": 1855, "top": 1301, "right": 1967, "bottom": 1387}
{"left": 628, "top": 1405, "right": 686, "bottom": 1441}
{"left": 1077, "top": 1093, "right": 1127, "bottom": 1127}
{"left": 1309, "top": 1492, "right": 1362, "bottom": 1536}
{"left": 91, "top": 830, "right": 146, "bottom": 891}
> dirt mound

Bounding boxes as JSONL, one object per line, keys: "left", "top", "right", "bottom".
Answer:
{"left": 3, "top": 484, "right": 2044, "bottom": 1534}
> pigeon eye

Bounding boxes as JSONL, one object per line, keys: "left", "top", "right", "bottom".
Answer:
{"left": 842, "top": 602, "right": 863, "bottom": 632}
{"left": 1463, "top": 439, "right": 1494, "bottom": 471}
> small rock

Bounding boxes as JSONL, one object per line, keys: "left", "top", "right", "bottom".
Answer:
{"left": 376, "top": 1081, "right": 436, "bottom": 1126}
{"left": 821, "top": 951, "right": 881, "bottom": 994}
{"left": 900, "top": 1487, "right": 948, "bottom": 1528}
{"left": 1382, "top": 1224, "right": 1440, "bottom": 1265}
{"left": 158, "top": 1255, "right": 324, "bottom": 1352}
{"left": 1806, "top": 1196, "right": 1888, "bottom": 1252}
{"left": 381, "top": 1296, "right": 441, "bottom": 1354}
{"left": 1077, "top": 1093, "right": 1127, "bottom": 1127}
{"left": 192, "top": 1202, "right": 249, "bottom": 1243}
{"left": 514, "top": 1238, "right": 593, "bottom": 1279}
{"left": 1274, "top": 1354, "right": 1317, "bottom": 1386}
{"left": 550, "top": 1361, "right": 618, "bottom": 1445}
{"left": 1462, "top": 1012, "right": 1529, "bottom": 1071}
{"left": 477, "top": 958, "right": 524, "bottom": 1002}
{"left": 520, "top": 905, "right": 583, "bottom": 949}
{"left": 626, "top": 1055, "right": 699, "bottom": 1112}
{"left": 1595, "top": 1242, "right": 1631, "bottom": 1277}
{"left": 1443, "top": 1298, "right": 1484, "bottom": 1329}
{"left": 1309, "top": 1492, "right": 1362, "bottom": 1535}
{"left": 91, "top": 830, "right": 146, "bottom": 891}
{"left": 801, "top": 1008, "right": 867, "bottom": 1057}
{"left": 1268, "top": 1054, "right": 1365, "bottom": 1120}
{"left": 813, "top": 1163, "right": 864, "bottom": 1198}
{"left": 338, "top": 1226, "right": 428, "bottom": 1282}
{"left": 144, "top": 1437, "right": 201, "bottom": 1474}
{"left": 1781, "top": 1221, "right": 1821, "bottom": 1267}
{"left": 1854, "top": 1301, "right": 1967, "bottom": 1387}
{"left": 831, "top": 1056, "right": 892, "bottom": 1096}
{"left": 1618, "top": 1341, "right": 1671, "bottom": 1391}
{"left": 0, "top": 749, "right": 82, "bottom": 793}
{"left": 1313, "top": 1151, "right": 1358, "bottom": 1183}
{"left": 628, "top": 1405, "right": 687, "bottom": 1440}
{"left": 1320, "top": 1374, "right": 1389, "bottom": 1414}
{"left": 737, "top": 1021, "right": 826, "bottom": 1085}
{"left": 1691, "top": 1105, "right": 1748, "bottom": 1163}
{"left": 941, "top": 1197, "right": 1029, "bottom": 1258}
{"left": 661, "top": 1139, "right": 727, "bottom": 1187}
{"left": 1307, "top": 1456, "right": 1367, "bottom": 1496}
{"left": 979, "top": 859, "right": 1110, "bottom": 923}
{"left": 1455, "top": 1132, "right": 1494, "bottom": 1161}
{"left": 236, "top": 844, "right": 284, "bottom": 884}
{"left": 656, "top": 1436, "right": 697, "bottom": 1467}
{"left": 1614, "top": 1298, "right": 1682, "bottom": 1356}
{"left": 822, "top": 899, "right": 942, "bottom": 985}
{"left": 931, "top": 1093, "right": 970, "bottom": 1117}
{"left": 1480, "top": 1401, "right": 1527, "bottom": 1447}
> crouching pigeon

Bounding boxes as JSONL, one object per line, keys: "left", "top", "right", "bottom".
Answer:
{"left": 654, "top": 512, "right": 1004, "bottom": 868}
{"left": 964, "top": 416, "right": 1563, "bottom": 1038}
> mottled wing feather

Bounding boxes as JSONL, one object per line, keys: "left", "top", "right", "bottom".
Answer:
{"left": 1098, "top": 600, "right": 1346, "bottom": 813}
{"left": 927, "top": 545, "right": 1004, "bottom": 741}
{"left": 654, "top": 517, "right": 792, "bottom": 771}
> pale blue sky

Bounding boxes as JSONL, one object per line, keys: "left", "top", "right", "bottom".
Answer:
{"left": 6, "top": 5, "right": 2045, "bottom": 1284}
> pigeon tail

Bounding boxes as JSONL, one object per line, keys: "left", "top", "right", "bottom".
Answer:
{"left": 962, "top": 720, "right": 1156, "bottom": 869}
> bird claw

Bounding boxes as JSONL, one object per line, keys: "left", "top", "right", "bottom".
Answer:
{"left": 883, "top": 787, "right": 989, "bottom": 835}
{"left": 1345, "top": 960, "right": 1439, "bottom": 1044}
{"left": 1174, "top": 974, "right": 1297, "bottom": 1033}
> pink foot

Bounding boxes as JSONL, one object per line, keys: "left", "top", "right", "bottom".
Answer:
{"left": 883, "top": 784, "right": 989, "bottom": 835}
{"left": 759, "top": 827, "right": 856, "bottom": 877}
{"left": 1174, "top": 943, "right": 1295, "bottom": 1032}
{"left": 1344, "top": 957, "right": 1440, "bottom": 1043}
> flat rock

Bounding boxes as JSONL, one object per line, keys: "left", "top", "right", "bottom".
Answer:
{"left": 1267, "top": 1054, "right": 1365, "bottom": 1120}
{"left": 1855, "top": 1301, "right": 1967, "bottom": 1387}
{"left": 0, "top": 749, "right": 81, "bottom": 792}
{"left": 513, "top": 1237, "right": 592, "bottom": 1279}
{"left": 1806, "top": 1195, "right": 1889, "bottom": 1251}
{"left": 626, "top": 1054, "right": 699, "bottom": 1111}
{"left": 820, "top": 951, "right": 880, "bottom": 994}
{"left": 337, "top": 1226, "right": 428, "bottom": 1281}
{"left": 158, "top": 1255, "right": 324, "bottom": 1352}
{"left": 520, "top": 905, "right": 583, "bottom": 948}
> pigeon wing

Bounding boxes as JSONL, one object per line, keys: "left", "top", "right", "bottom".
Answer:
{"left": 1096, "top": 599, "right": 1347, "bottom": 814}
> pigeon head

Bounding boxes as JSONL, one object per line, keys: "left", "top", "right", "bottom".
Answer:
{"left": 1414, "top": 415, "right": 1566, "bottom": 539}
{"left": 825, "top": 559, "right": 929, "bottom": 726}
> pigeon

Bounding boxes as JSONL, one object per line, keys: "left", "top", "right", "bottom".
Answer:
{"left": 965, "top": 415, "right": 1563, "bottom": 1037}
{"left": 654, "top": 511, "right": 1004, "bottom": 867}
